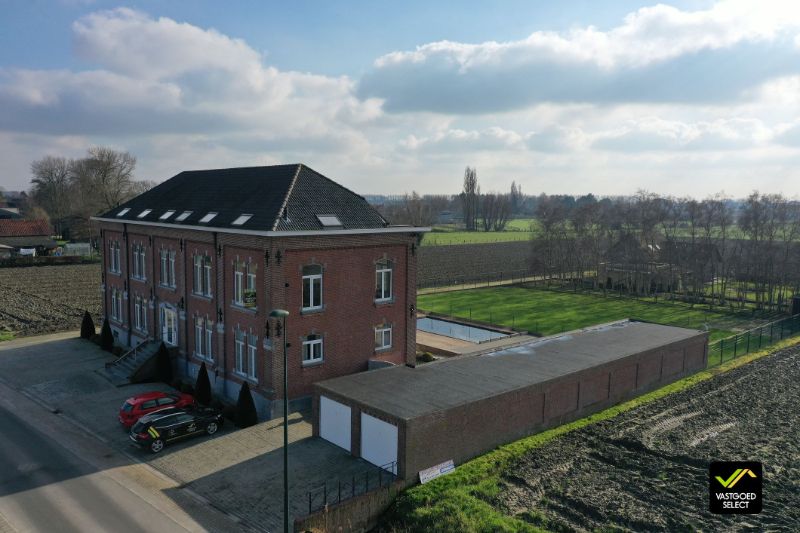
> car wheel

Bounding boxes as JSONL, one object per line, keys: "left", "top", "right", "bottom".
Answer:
{"left": 206, "top": 422, "right": 218, "bottom": 435}
{"left": 150, "top": 439, "right": 165, "bottom": 453}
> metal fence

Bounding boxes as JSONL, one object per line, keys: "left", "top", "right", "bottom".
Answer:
{"left": 418, "top": 269, "right": 543, "bottom": 292}
{"left": 306, "top": 461, "right": 398, "bottom": 514}
{"left": 706, "top": 314, "right": 800, "bottom": 367}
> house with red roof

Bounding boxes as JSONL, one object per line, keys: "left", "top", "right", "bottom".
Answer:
{"left": 0, "top": 219, "right": 57, "bottom": 256}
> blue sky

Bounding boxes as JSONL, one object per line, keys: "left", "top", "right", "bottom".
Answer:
{"left": 1, "top": 0, "right": 799, "bottom": 197}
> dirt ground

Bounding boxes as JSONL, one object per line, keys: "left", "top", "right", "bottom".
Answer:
{"left": 0, "top": 264, "right": 102, "bottom": 337}
{"left": 499, "top": 345, "right": 800, "bottom": 532}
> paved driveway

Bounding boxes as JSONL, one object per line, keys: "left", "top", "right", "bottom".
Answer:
{"left": 0, "top": 334, "right": 375, "bottom": 531}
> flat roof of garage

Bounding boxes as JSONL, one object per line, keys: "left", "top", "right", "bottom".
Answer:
{"left": 316, "top": 320, "right": 705, "bottom": 421}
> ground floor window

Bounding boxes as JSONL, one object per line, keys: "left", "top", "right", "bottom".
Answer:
{"left": 195, "top": 317, "right": 213, "bottom": 359}
{"left": 375, "top": 324, "right": 392, "bottom": 351}
{"left": 110, "top": 288, "right": 122, "bottom": 321}
{"left": 134, "top": 296, "right": 147, "bottom": 332}
{"left": 302, "top": 335, "right": 323, "bottom": 364}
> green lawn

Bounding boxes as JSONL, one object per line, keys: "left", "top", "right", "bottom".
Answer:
{"left": 418, "top": 286, "right": 755, "bottom": 342}
{"left": 0, "top": 332, "right": 14, "bottom": 342}
{"left": 421, "top": 218, "right": 538, "bottom": 246}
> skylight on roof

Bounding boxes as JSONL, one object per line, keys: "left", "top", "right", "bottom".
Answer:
{"left": 116, "top": 208, "right": 130, "bottom": 217}
{"left": 137, "top": 209, "right": 152, "bottom": 218}
{"left": 232, "top": 214, "right": 253, "bottom": 226}
{"left": 175, "top": 211, "right": 192, "bottom": 222}
{"left": 159, "top": 210, "right": 176, "bottom": 220}
{"left": 317, "top": 214, "right": 342, "bottom": 227}
{"left": 199, "top": 212, "right": 218, "bottom": 223}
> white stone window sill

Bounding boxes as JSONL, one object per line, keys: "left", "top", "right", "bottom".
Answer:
{"left": 302, "top": 359, "right": 324, "bottom": 368}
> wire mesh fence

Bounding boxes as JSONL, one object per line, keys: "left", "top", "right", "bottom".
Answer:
{"left": 306, "top": 461, "right": 398, "bottom": 514}
{"left": 706, "top": 314, "right": 800, "bottom": 367}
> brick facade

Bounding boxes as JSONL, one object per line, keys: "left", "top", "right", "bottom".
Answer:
{"left": 99, "top": 221, "right": 420, "bottom": 418}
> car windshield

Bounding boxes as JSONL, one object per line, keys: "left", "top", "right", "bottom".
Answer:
{"left": 121, "top": 401, "right": 134, "bottom": 413}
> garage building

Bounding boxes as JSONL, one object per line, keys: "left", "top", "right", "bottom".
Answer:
{"left": 313, "top": 319, "right": 708, "bottom": 480}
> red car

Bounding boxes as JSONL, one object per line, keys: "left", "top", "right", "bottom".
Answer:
{"left": 119, "top": 391, "right": 195, "bottom": 427}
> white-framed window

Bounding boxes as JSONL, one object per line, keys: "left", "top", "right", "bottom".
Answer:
{"left": 302, "top": 265, "right": 322, "bottom": 311}
{"left": 160, "top": 306, "right": 178, "bottom": 346}
{"left": 302, "top": 334, "right": 323, "bottom": 364}
{"left": 375, "top": 324, "right": 392, "bottom": 351}
{"left": 110, "top": 288, "right": 122, "bottom": 320}
{"left": 235, "top": 328, "right": 245, "bottom": 374}
{"left": 109, "top": 241, "right": 121, "bottom": 273}
{"left": 233, "top": 260, "right": 257, "bottom": 308}
{"left": 132, "top": 243, "right": 146, "bottom": 280}
{"left": 134, "top": 295, "right": 148, "bottom": 332}
{"left": 194, "top": 316, "right": 214, "bottom": 359}
{"left": 160, "top": 249, "right": 176, "bottom": 287}
{"left": 375, "top": 259, "right": 393, "bottom": 301}
{"left": 193, "top": 254, "right": 212, "bottom": 296}
{"left": 247, "top": 333, "right": 257, "bottom": 380}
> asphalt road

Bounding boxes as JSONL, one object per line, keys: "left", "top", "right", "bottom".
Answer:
{"left": 0, "top": 381, "right": 249, "bottom": 533}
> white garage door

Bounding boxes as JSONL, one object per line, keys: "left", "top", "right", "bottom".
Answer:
{"left": 319, "top": 396, "right": 351, "bottom": 451}
{"left": 360, "top": 413, "right": 398, "bottom": 474}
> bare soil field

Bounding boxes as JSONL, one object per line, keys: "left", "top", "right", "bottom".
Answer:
{"left": 0, "top": 264, "right": 101, "bottom": 337}
{"left": 500, "top": 345, "right": 800, "bottom": 531}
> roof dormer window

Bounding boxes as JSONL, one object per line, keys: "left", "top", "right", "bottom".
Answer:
{"left": 116, "top": 208, "right": 130, "bottom": 217}
{"left": 137, "top": 209, "right": 152, "bottom": 218}
{"left": 175, "top": 211, "right": 192, "bottom": 222}
{"left": 199, "top": 212, "right": 218, "bottom": 223}
{"left": 159, "top": 210, "right": 176, "bottom": 220}
{"left": 317, "top": 214, "right": 342, "bottom": 228}
{"left": 232, "top": 214, "right": 253, "bottom": 226}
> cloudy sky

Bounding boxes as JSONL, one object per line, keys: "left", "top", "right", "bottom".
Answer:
{"left": 2, "top": 0, "right": 800, "bottom": 197}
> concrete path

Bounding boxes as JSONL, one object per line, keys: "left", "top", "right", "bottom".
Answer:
{"left": 0, "top": 333, "right": 377, "bottom": 532}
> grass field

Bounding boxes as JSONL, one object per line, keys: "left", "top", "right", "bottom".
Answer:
{"left": 417, "top": 285, "right": 764, "bottom": 342}
{"left": 421, "top": 218, "right": 537, "bottom": 246}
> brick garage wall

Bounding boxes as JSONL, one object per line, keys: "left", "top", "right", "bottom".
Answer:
{"left": 417, "top": 241, "right": 532, "bottom": 287}
{"left": 398, "top": 333, "right": 707, "bottom": 479}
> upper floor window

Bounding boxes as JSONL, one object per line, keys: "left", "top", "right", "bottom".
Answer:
{"left": 375, "top": 259, "right": 393, "bottom": 301}
{"left": 193, "top": 255, "right": 213, "bottom": 297}
{"left": 302, "top": 334, "right": 323, "bottom": 365}
{"left": 132, "top": 243, "right": 146, "bottom": 280}
{"left": 302, "top": 265, "right": 322, "bottom": 311}
{"left": 109, "top": 241, "right": 121, "bottom": 273}
{"left": 233, "top": 260, "right": 257, "bottom": 308}
{"left": 195, "top": 316, "right": 213, "bottom": 359}
{"left": 375, "top": 324, "right": 392, "bottom": 351}
{"left": 160, "top": 249, "right": 176, "bottom": 288}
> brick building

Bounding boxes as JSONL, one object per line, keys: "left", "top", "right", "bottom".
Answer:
{"left": 93, "top": 164, "right": 427, "bottom": 417}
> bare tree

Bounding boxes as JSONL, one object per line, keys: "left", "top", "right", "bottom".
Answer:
{"left": 460, "top": 167, "right": 479, "bottom": 231}
{"left": 30, "top": 156, "right": 72, "bottom": 235}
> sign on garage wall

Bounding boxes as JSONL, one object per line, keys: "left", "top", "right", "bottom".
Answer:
{"left": 420, "top": 460, "right": 455, "bottom": 484}
{"left": 319, "top": 396, "right": 351, "bottom": 451}
{"left": 360, "top": 413, "right": 398, "bottom": 474}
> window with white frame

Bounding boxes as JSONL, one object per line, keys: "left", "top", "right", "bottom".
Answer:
{"left": 111, "top": 288, "right": 122, "bottom": 320}
{"left": 132, "top": 243, "right": 146, "bottom": 280}
{"left": 247, "top": 333, "right": 257, "bottom": 380}
{"left": 194, "top": 316, "right": 213, "bottom": 359}
{"left": 375, "top": 259, "right": 393, "bottom": 301}
{"left": 160, "top": 306, "right": 178, "bottom": 346}
{"left": 134, "top": 295, "right": 148, "bottom": 332}
{"left": 302, "top": 265, "right": 322, "bottom": 311}
{"left": 302, "top": 334, "right": 323, "bottom": 364}
{"left": 233, "top": 260, "right": 257, "bottom": 308}
{"left": 375, "top": 324, "right": 392, "bottom": 351}
{"left": 160, "top": 249, "right": 176, "bottom": 287}
{"left": 234, "top": 328, "right": 245, "bottom": 374}
{"left": 109, "top": 241, "right": 121, "bottom": 273}
{"left": 193, "top": 254, "right": 212, "bottom": 296}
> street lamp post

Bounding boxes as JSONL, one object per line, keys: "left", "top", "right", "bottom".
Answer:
{"left": 270, "top": 308, "right": 290, "bottom": 533}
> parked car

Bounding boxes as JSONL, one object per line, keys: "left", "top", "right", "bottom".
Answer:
{"left": 118, "top": 391, "right": 195, "bottom": 427}
{"left": 129, "top": 407, "right": 224, "bottom": 453}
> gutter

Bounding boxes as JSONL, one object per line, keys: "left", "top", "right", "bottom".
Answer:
{"left": 91, "top": 216, "right": 430, "bottom": 237}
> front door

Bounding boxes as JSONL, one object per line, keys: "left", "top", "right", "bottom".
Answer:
{"left": 161, "top": 307, "right": 178, "bottom": 346}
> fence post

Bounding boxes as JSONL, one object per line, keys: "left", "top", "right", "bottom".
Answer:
{"left": 746, "top": 331, "right": 750, "bottom": 354}
{"left": 733, "top": 335, "right": 738, "bottom": 358}
{"left": 781, "top": 319, "right": 785, "bottom": 340}
{"left": 770, "top": 322, "right": 774, "bottom": 343}
{"left": 758, "top": 327, "right": 763, "bottom": 349}
{"left": 719, "top": 338, "right": 723, "bottom": 362}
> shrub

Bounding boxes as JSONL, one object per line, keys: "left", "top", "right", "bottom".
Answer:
{"left": 417, "top": 351, "right": 436, "bottom": 363}
{"left": 100, "top": 319, "right": 114, "bottom": 352}
{"left": 195, "top": 362, "right": 212, "bottom": 405}
{"left": 155, "top": 342, "right": 173, "bottom": 383}
{"left": 80, "top": 311, "right": 96, "bottom": 339}
{"left": 235, "top": 381, "right": 258, "bottom": 428}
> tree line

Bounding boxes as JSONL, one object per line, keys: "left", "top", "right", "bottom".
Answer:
{"left": 530, "top": 191, "right": 800, "bottom": 313}
{"left": 28, "top": 147, "right": 155, "bottom": 240}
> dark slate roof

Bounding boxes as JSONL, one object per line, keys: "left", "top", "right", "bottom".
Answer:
{"left": 98, "top": 164, "right": 390, "bottom": 232}
{"left": 317, "top": 320, "right": 706, "bottom": 421}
